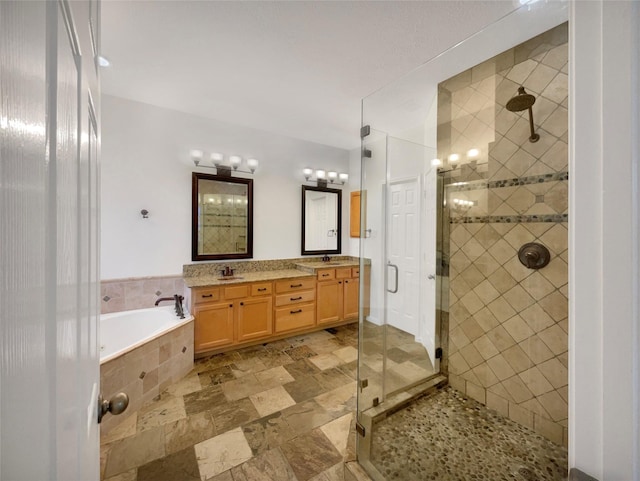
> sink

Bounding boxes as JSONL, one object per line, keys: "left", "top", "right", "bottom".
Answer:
{"left": 217, "top": 276, "right": 244, "bottom": 281}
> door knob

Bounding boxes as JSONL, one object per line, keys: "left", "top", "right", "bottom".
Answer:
{"left": 97, "top": 392, "right": 129, "bottom": 423}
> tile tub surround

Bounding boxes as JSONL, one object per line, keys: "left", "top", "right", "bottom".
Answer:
{"left": 100, "top": 322, "right": 194, "bottom": 436}
{"left": 437, "top": 23, "right": 568, "bottom": 445}
{"left": 100, "top": 324, "right": 358, "bottom": 481}
{"left": 101, "top": 275, "right": 186, "bottom": 314}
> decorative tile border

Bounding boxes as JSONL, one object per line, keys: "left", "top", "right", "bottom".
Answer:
{"left": 451, "top": 213, "right": 568, "bottom": 224}
{"left": 444, "top": 172, "right": 569, "bottom": 193}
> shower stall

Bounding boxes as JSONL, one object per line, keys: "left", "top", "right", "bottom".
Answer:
{"left": 355, "top": 3, "right": 570, "bottom": 480}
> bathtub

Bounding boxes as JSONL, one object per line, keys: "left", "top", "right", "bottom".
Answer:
{"left": 99, "top": 306, "right": 195, "bottom": 435}
{"left": 100, "top": 305, "right": 193, "bottom": 363}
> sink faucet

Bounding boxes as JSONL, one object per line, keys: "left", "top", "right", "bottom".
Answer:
{"left": 155, "top": 294, "right": 185, "bottom": 319}
{"left": 221, "top": 266, "right": 234, "bottom": 277}
{"left": 322, "top": 255, "right": 331, "bottom": 262}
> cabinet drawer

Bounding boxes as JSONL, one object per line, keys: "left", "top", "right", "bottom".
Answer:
{"left": 223, "top": 284, "right": 249, "bottom": 300}
{"left": 251, "top": 282, "right": 272, "bottom": 296}
{"left": 192, "top": 287, "right": 221, "bottom": 304}
{"left": 275, "top": 278, "right": 315, "bottom": 293}
{"left": 336, "top": 267, "right": 351, "bottom": 279}
{"left": 275, "top": 289, "right": 315, "bottom": 307}
{"left": 352, "top": 267, "right": 360, "bottom": 278}
{"left": 317, "top": 269, "right": 335, "bottom": 281}
{"left": 274, "top": 303, "right": 315, "bottom": 333}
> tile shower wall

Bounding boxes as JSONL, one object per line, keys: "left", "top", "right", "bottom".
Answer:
{"left": 438, "top": 24, "right": 568, "bottom": 446}
{"left": 101, "top": 276, "right": 186, "bottom": 314}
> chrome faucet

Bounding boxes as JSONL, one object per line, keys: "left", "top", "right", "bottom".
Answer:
{"left": 155, "top": 294, "right": 185, "bottom": 319}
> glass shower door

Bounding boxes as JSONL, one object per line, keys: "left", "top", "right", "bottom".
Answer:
{"left": 356, "top": 131, "right": 443, "bottom": 478}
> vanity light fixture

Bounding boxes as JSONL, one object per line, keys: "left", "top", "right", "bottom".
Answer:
{"left": 303, "top": 168, "right": 349, "bottom": 187}
{"left": 190, "top": 150, "right": 259, "bottom": 176}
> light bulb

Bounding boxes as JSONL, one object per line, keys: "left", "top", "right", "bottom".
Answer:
{"left": 303, "top": 168, "right": 313, "bottom": 180}
{"left": 339, "top": 173, "right": 349, "bottom": 184}
{"left": 467, "top": 148, "right": 480, "bottom": 158}
{"left": 431, "top": 158, "right": 442, "bottom": 166}
{"left": 190, "top": 149, "right": 203, "bottom": 166}
{"left": 328, "top": 171, "right": 338, "bottom": 182}
{"left": 247, "top": 158, "right": 259, "bottom": 173}
{"left": 210, "top": 152, "right": 224, "bottom": 164}
{"left": 448, "top": 154, "right": 460, "bottom": 163}
{"left": 316, "top": 169, "right": 326, "bottom": 179}
{"left": 229, "top": 155, "right": 242, "bottom": 170}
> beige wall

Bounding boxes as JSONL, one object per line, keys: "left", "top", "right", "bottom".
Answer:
{"left": 438, "top": 24, "right": 568, "bottom": 446}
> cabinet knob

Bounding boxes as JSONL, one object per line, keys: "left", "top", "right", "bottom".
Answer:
{"left": 240, "top": 302, "right": 244, "bottom": 306}
{"left": 202, "top": 294, "right": 213, "bottom": 298}
{"left": 229, "top": 304, "right": 233, "bottom": 307}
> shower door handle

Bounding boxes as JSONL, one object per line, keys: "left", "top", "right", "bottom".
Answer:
{"left": 387, "top": 262, "right": 399, "bottom": 293}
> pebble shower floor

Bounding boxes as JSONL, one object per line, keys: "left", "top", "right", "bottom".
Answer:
{"left": 370, "top": 387, "right": 568, "bottom": 481}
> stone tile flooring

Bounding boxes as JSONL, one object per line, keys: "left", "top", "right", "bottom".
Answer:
{"left": 100, "top": 324, "right": 360, "bottom": 481}
{"left": 369, "top": 387, "right": 568, "bottom": 481}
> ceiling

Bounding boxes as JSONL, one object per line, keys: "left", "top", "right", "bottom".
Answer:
{"left": 101, "top": 1, "right": 518, "bottom": 150}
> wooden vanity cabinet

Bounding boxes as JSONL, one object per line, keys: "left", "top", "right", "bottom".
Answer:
{"left": 317, "top": 267, "right": 360, "bottom": 324}
{"left": 191, "top": 287, "right": 235, "bottom": 351}
{"left": 192, "top": 282, "right": 273, "bottom": 354}
{"left": 236, "top": 282, "right": 273, "bottom": 342}
{"left": 274, "top": 278, "right": 316, "bottom": 333}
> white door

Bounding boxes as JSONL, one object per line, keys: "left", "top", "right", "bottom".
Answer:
{"left": 386, "top": 178, "right": 420, "bottom": 335}
{"left": 0, "top": 1, "right": 101, "bottom": 479}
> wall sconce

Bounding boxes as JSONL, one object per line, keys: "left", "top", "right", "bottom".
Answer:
{"left": 190, "top": 150, "right": 259, "bottom": 176}
{"left": 303, "top": 167, "right": 349, "bottom": 187}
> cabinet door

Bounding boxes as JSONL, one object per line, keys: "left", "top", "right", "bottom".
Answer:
{"left": 237, "top": 296, "right": 273, "bottom": 342}
{"left": 194, "top": 302, "right": 234, "bottom": 352}
{"left": 343, "top": 277, "right": 359, "bottom": 320}
{"left": 317, "top": 280, "right": 342, "bottom": 324}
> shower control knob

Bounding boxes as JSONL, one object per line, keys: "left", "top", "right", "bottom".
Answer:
{"left": 97, "top": 392, "right": 129, "bottom": 423}
{"left": 518, "top": 242, "right": 551, "bottom": 270}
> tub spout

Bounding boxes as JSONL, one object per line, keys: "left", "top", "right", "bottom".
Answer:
{"left": 155, "top": 296, "right": 174, "bottom": 306}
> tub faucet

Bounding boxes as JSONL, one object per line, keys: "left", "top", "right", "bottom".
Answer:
{"left": 155, "top": 295, "right": 185, "bottom": 319}
{"left": 173, "top": 294, "right": 185, "bottom": 319}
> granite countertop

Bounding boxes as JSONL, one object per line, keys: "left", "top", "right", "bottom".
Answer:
{"left": 293, "top": 260, "right": 360, "bottom": 273}
{"left": 184, "top": 269, "right": 314, "bottom": 288}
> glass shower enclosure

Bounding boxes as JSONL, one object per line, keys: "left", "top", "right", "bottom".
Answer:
{"left": 355, "top": 2, "right": 570, "bottom": 480}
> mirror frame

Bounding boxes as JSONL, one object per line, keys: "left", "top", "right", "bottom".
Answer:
{"left": 301, "top": 185, "right": 342, "bottom": 256}
{"left": 192, "top": 172, "right": 254, "bottom": 261}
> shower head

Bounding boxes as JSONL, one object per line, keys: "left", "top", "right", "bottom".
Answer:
{"left": 506, "top": 86, "right": 537, "bottom": 112}
{"left": 506, "top": 86, "right": 540, "bottom": 142}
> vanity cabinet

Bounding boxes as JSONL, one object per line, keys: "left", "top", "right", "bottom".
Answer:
{"left": 192, "top": 282, "right": 273, "bottom": 354}
{"left": 274, "top": 278, "right": 316, "bottom": 333}
{"left": 316, "top": 267, "right": 359, "bottom": 324}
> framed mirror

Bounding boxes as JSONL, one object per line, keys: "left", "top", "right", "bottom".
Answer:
{"left": 301, "top": 185, "right": 342, "bottom": 255}
{"left": 192, "top": 172, "right": 253, "bottom": 261}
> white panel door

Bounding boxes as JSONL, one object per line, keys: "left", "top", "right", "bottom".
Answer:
{"left": 0, "top": 1, "right": 101, "bottom": 479}
{"left": 386, "top": 179, "right": 420, "bottom": 335}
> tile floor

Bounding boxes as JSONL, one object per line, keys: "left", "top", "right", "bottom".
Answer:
{"left": 100, "top": 324, "right": 361, "bottom": 481}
